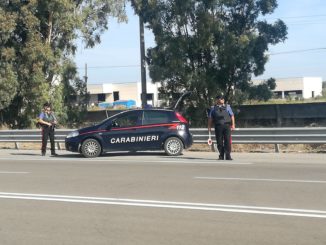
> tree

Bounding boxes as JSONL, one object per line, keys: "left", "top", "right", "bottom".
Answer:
{"left": 248, "top": 78, "right": 276, "bottom": 101}
{"left": 0, "top": 8, "right": 18, "bottom": 110}
{"left": 131, "top": 0, "right": 287, "bottom": 120}
{"left": 0, "top": 0, "right": 126, "bottom": 128}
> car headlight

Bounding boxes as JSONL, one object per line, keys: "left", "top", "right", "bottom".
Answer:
{"left": 66, "top": 131, "right": 79, "bottom": 138}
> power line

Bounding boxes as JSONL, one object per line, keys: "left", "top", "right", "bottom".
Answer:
{"left": 77, "top": 65, "right": 140, "bottom": 69}
{"left": 287, "top": 21, "right": 326, "bottom": 26}
{"left": 267, "top": 14, "right": 326, "bottom": 20}
{"left": 269, "top": 48, "right": 326, "bottom": 55}
{"left": 283, "top": 14, "right": 326, "bottom": 19}
{"left": 265, "top": 14, "right": 326, "bottom": 26}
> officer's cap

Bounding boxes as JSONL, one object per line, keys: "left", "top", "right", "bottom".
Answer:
{"left": 215, "top": 94, "right": 224, "bottom": 100}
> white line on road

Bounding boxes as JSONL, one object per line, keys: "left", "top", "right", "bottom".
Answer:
{"left": 0, "top": 157, "right": 252, "bottom": 165}
{"left": 0, "top": 192, "right": 325, "bottom": 219}
{"left": 195, "top": 177, "right": 326, "bottom": 184}
{"left": 0, "top": 171, "right": 29, "bottom": 174}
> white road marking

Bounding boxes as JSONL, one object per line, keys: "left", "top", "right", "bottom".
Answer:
{"left": 0, "top": 192, "right": 325, "bottom": 219}
{"left": 195, "top": 177, "right": 326, "bottom": 184}
{"left": 0, "top": 171, "right": 29, "bottom": 174}
{"left": 0, "top": 157, "right": 252, "bottom": 165}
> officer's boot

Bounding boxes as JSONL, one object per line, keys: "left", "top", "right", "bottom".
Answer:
{"left": 225, "top": 153, "right": 233, "bottom": 160}
{"left": 51, "top": 149, "right": 58, "bottom": 156}
{"left": 218, "top": 150, "right": 224, "bottom": 160}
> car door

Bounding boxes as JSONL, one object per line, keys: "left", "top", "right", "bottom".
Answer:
{"left": 101, "top": 110, "right": 142, "bottom": 151}
{"left": 134, "top": 110, "right": 173, "bottom": 150}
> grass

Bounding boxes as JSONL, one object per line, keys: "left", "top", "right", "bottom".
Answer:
{"left": 243, "top": 97, "right": 326, "bottom": 105}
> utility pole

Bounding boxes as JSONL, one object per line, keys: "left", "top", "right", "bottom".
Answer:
{"left": 83, "top": 63, "right": 88, "bottom": 107}
{"left": 139, "top": 15, "right": 147, "bottom": 108}
{"left": 84, "top": 63, "right": 88, "bottom": 85}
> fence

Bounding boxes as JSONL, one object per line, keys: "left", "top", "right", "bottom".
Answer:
{"left": 1, "top": 128, "right": 326, "bottom": 152}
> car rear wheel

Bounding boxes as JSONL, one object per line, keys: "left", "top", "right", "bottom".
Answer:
{"left": 81, "top": 139, "right": 102, "bottom": 158}
{"left": 164, "top": 137, "right": 183, "bottom": 156}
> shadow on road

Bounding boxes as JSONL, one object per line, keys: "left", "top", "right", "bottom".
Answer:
{"left": 11, "top": 153, "right": 41, "bottom": 156}
{"left": 10, "top": 151, "right": 217, "bottom": 161}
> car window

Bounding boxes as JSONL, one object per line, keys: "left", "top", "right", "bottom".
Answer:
{"left": 143, "top": 111, "right": 171, "bottom": 125}
{"left": 112, "top": 111, "right": 141, "bottom": 128}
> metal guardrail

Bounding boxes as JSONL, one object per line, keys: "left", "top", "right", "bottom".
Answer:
{"left": 0, "top": 128, "right": 326, "bottom": 151}
{"left": 191, "top": 128, "right": 326, "bottom": 144}
{"left": 0, "top": 129, "right": 70, "bottom": 150}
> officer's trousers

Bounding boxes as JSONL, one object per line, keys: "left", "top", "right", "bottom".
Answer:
{"left": 41, "top": 126, "right": 56, "bottom": 154}
{"left": 214, "top": 124, "right": 231, "bottom": 157}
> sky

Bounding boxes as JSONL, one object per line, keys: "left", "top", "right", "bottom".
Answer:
{"left": 74, "top": 0, "right": 326, "bottom": 84}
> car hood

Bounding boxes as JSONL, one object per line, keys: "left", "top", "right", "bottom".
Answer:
{"left": 78, "top": 124, "right": 101, "bottom": 134}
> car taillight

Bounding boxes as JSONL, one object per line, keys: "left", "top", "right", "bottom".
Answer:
{"left": 175, "top": 112, "right": 188, "bottom": 123}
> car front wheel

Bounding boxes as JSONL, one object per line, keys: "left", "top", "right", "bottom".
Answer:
{"left": 164, "top": 137, "right": 183, "bottom": 156}
{"left": 81, "top": 139, "right": 102, "bottom": 158}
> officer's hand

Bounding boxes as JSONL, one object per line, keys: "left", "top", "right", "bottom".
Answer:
{"left": 231, "top": 125, "right": 235, "bottom": 131}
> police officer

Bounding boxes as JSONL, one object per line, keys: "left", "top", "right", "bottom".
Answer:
{"left": 208, "top": 94, "right": 235, "bottom": 160}
{"left": 38, "top": 103, "right": 58, "bottom": 156}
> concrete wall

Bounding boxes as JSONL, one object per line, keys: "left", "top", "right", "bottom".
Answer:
{"left": 235, "top": 102, "right": 326, "bottom": 127}
{"left": 303, "top": 77, "right": 323, "bottom": 98}
{"left": 82, "top": 103, "right": 326, "bottom": 127}
{"left": 87, "top": 84, "right": 103, "bottom": 94}
{"left": 112, "top": 83, "right": 138, "bottom": 103}
{"left": 136, "top": 82, "right": 160, "bottom": 107}
{"left": 274, "top": 77, "right": 304, "bottom": 92}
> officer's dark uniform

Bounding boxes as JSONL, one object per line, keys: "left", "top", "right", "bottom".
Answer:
{"left": 39, "top": 109, "right": 57, "bottom": 156}
{"left": 209, "top": 103, "right": 234, "bottom": 160}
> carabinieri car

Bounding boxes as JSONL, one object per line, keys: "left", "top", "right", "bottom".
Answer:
{"left": 65, "top": 109, "right": 193, "bottom": 158}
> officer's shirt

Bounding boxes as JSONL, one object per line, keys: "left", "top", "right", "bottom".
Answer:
{"left": 208, "top": 104, "right": 234, "bottom": 119}
{"left": 39, "top": 112, "right": 55, "bottom": 123}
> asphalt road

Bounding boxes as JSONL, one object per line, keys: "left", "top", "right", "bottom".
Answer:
{"left": 0, "top": 149, "right": 325, "bottom": 245}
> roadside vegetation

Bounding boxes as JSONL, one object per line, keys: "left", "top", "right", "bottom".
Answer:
{"left": 0, "top": 0, "right": 126, "bottom": 128}
{"left": 1, "top": 1, "right": 288, "bottom": 129}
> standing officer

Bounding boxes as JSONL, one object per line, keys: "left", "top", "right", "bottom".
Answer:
{"left": 208, "top": 94, "right": 235, "bottom": 160}
{"left": 38, "top": 103, "right": 58, "bottom": 156}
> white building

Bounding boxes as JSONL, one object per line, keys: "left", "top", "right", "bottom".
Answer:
{"left": 253, "top": 77, "right": 323, "bottom": 99}
{"left": 87, "top": 81, "right": 160, "bottom": 107}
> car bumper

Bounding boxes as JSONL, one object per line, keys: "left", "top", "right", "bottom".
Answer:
{"left": 183, "top": 134, "right": 193, "bottom": 149}
{"left": 65, "top": 138, "right": 80, "bottom": 152}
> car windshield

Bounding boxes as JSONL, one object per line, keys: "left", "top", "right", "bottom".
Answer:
{"left": 98, "top": 110, "right": 129, "bottom": 125}
{"left": 99, "top": 110, "right": 144, "bottom": 126}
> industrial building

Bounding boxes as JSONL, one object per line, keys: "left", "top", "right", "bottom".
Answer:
{"left": 87, "top": 81, "right": 160, "bottom": 108}
{"left": 253, "top": 77, "right": 323, "bottom": 99}
{"left": 87, "top": 77, "right": 323, "bottom": 108}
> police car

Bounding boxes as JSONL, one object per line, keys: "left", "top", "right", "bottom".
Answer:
{"left": 65, "top": 108, "right": 193, "bottom": 158}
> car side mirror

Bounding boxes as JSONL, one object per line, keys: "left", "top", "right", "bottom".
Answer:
{"left": 110, "top": 121, "right": 119, "bottom": 128}
{"left": 106, "top": 124, "right": 111, "bottom": 130}
{"left": 106, "top": 121, "right": 115, "bottom": 130}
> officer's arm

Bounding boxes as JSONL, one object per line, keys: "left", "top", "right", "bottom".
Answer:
{"left": 208, "top": 118, "right": 213, "bottom": 132}
{"left": 231, "top": 115, "right": 235, "bottom": 130}
{"left": 38, "top": 118, "right": 51, "bottom": 126}
{"left": 227, "top": 105, "right": 235, "bottom": 130}
{"left": 207, "top": 108, "right": 214, "bottom": 132}
{"left": 38, "top": 113, "right": 51, "bottom": 126}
